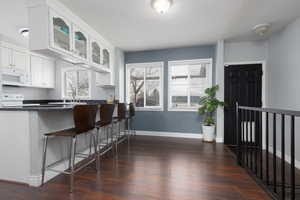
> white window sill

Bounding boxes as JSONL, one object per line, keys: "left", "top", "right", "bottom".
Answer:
{"left": 136, "top": 107, "right": 163, "bottom": 112}
{"left": 168, "top": 108, "right": 199, "bottom": 112}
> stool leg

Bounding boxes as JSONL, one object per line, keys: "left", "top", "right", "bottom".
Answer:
{"left": 41, "top": 136, "right": 48, "bottom": 185}
{"left": 70, "top": 136, "right": 77, "bottom": 193}
{"left": 89, "top": 134, "right": 93, "bottom": 157}
{"left": 127, "top": 119, "right": 130, "bottom": 147}
{"left": 68, "top": 138, "right": 72, "bottom": 169}
{"left": 93, "top": 131, "right": 100, "bottom": 172}
{"left": 106, "top": 127, "right": 109, "bottom": 145}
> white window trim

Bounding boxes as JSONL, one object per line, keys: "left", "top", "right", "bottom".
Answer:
{"left": 126, "top": 62, "right": 164, "bottom": 111}
{"left": 167, "top": 58, "right": 213, "bottom": 112}
{"left": 61, "top": 67, "right": 92, "bottom": 100}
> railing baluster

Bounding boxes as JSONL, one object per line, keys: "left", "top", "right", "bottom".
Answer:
{"left": 241, "top": 109, "right": 244, "bottom": 165}
{"left": 273, "top": 113, "right": 277, "bottom": 193}
{"left": 259, "top": 112, "right": 263, "bottom": 179}
{"left": 281, "top": 114, "right": 285, "bottom": 200}
{"left": 246, "top": 110, "right": 249, "bottom": 167}
{"left": 236, "top": 103, "right": 241, "bottom": 166}
{"left": 250, "top": 110, "right": 253, "bottom": 170}
{"left": 290, "top": 116, "right": 295, "bottom": 200}
{"left": 254, "top": 110, "right": 258, "bottom": 175}
{"left": 265, "top": 112, "right": 269, "bottom": 185}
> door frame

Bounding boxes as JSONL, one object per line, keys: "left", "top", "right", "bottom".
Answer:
{"left": 224, "top": 61, "right": 266, "bottom": 107}
{"left": 224, "top": 60, "right": 266, "bottom": 147}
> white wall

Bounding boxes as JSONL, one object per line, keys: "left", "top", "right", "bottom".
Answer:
{"left": 266, "top": 17, "right": 300, "bottom": 165}
{"left": 224, "top": 40, "right": 268, "bottom": 63}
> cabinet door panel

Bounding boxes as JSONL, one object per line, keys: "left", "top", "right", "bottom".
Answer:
{"left": 30, "top": 55, "right": 43, "bottom": 87}
{"left": 13, "top": 50, "right": 29, "bottom": 71}
{"left": 50, "top": 10, "right": 72, "bottom": 53}
{"left": 73, "top": 26, "right": 88, "bottom": 60}
{"left": 0, "top": 47, "right": 12, "bottom": 68}
{"left": 43, "top": 59, "right": 55, "bottom": 88}
{"left": 102, "top": 49, "right": 110, "bottom": 69}
{"left": 91, "top": 40, "right": 101, "bottom": 66}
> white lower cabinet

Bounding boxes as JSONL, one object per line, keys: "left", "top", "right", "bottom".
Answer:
{"left": 30, "top": 55, "right": 55, "bottom": 88}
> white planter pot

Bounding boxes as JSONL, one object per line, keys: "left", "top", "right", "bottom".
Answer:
{"left": 202, "top": 125, "right": 215, "bottom": 142}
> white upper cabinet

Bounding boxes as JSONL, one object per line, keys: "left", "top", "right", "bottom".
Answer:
{"left": 0, "top": 46, "right": 12, "bottom": 68}
{"left": 13, "top": 50, "right": 30, "bottom": 72}
{"left": 0, "top": 45, "right": 30, "bottom": 84}
{"left": 27, "top": 0, "right": 114, "bottom": 74}
{"left": 73, "top": 26, "right": 88, "bottom": 61}
{"left": 30, "top": 55, "right": 55, "bottom": 88}
{"left": 49, "top": 10, "right": 72, "bottom": 54}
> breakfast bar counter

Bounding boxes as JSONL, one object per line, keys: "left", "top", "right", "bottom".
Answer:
{"left": 0, "top": 106, "right": 97, "bottom": 186}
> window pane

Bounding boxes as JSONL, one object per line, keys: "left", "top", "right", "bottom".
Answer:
{"left": 129, "top": 67, "right": 145, "bottom": 107}
{"left": 65, "top": 71, "right": 77, "bottom": 98}
{"left": 170, "top": 65, "right": 188, "bottom": 85}
{"left": 146, "top": 81, "right": 160, "bottom": 106}
{"left": 170, "top": 85, "right": 188, "bottom": 108}
{"left": 190, "top": 87, "right": 204, "bottom": 107}
{"left": 190, "top": 64, "right": 207, "bottom": 86}
{"left": 77, "top": 70, "right": 89, "bottom": 97}
{"left": 145, "top": 67, "right": 161, "bottom": 106}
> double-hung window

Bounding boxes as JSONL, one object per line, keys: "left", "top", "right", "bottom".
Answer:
{"left": 168, "top": 59, "right": 212, "bottom": 111}
{"left": 62, "top": 68, "right": 91, "bottom": 99}
{"left": 126, "top": 62, "right": 163, "bottom": 111}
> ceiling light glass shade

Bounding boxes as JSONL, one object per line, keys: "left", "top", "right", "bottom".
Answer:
{"left": 152, "top": 0, "right": 172, "bottom": 14}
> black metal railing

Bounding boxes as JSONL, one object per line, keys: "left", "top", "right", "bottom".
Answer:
{"left": 236, "top": 103, "right": 299, "bottom": 200}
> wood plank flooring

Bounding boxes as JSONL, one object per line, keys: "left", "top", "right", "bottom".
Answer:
{"left": 0, "top": 136, "right": 271, "bottom": 200}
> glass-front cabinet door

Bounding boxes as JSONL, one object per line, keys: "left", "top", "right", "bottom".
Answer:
{"left": 50, "top": 10, "right": 72, "bottom": 53}
{"left": 91, "top": 40, "right": 101, "bottom": 66}
{"left": 102, "top": 49, "right": 110, "bottom": 68}
{"left": 73, "top": 26, "right": 88, "bottom": 60}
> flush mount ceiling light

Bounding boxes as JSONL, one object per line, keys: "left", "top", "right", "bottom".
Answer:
{"left": 151, "top": 0, "right": 172, "bottom": 14}
{"left": 19, "top": 28, "right": 29, "bottom": 37}
{"left": 253, "top": 24, "right": 271, "bottom": 36}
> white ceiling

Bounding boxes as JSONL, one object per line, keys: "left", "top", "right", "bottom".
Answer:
{"left": 1, "top": 0, "right": 300, "bottom": 51}
{"left": 0, "top": 0, "right": 29, "bottom": 47}
{"left": 58, "top": 0, "right": 300, "bottom": 51}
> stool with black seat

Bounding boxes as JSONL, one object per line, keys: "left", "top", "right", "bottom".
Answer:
{"left": 95, "top": 103, "right": 115, "bottom": 157}
{"left": 113, "top": 103, "right": 128, "bottom": 153}
{"left": 127, "top": 103, "right": 136, "bottom": 136}
{"left": 41, "top": 104, "right": 99, "bottom": 193}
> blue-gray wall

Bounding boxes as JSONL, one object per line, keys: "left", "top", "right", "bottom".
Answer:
{"left": 125, "top": 45, "right": 216, "bottom": 133}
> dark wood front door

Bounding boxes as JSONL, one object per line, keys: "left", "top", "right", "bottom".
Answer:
{"left": 224, "top": 64, "right": 262, "bottom": 145}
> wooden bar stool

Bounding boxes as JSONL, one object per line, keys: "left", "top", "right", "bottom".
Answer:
{"left": 127, "top": 103, "right": 136, "bottom": 136}
{"left": 95, "top": 103, "right": 115, "bottom": 156}
{"left": 41, "top": 105, "right": 99, "bottom": 193}
{"left": 113, "top": 103, "right": 127, "bottom": 153}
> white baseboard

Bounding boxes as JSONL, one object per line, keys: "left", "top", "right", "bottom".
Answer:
{"left": 136, "top": 131, "right": 224, "bottom": 143}
{"left": 136, "top": 130, "right": 203, "bottom": 139}
{"left": 28, "top": 148, "right": 94, "bottom": 187}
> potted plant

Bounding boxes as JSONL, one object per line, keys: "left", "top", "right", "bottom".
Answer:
{"left": 198, "top": 85, "right": 225, "bottom": 142}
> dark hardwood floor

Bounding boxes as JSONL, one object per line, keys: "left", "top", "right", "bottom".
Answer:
{"left": 0, "top": 136, "right": 271, "bottom": 200}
